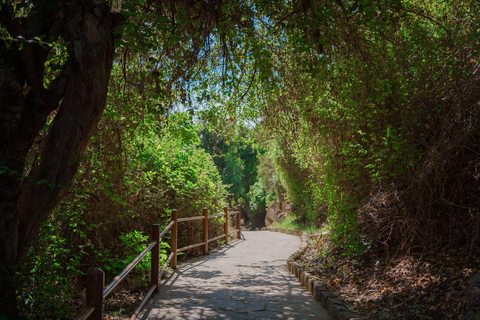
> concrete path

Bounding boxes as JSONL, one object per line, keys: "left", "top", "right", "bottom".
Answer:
{"left": 138, "top": 231, "right": 331, "bottom": 320}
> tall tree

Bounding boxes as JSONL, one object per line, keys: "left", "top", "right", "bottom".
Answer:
{"left": 1, "top": 1, "right": 121, "bottom": 316}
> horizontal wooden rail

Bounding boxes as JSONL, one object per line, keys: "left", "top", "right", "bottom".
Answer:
{"left": 103, "top": 240, "right": 156, "bottom": 299}
{"left": 76, "top": 306, "right": 94, "bottom": 320}
{"left": 208, "top": 234, "right": 226, "bottom": 243}
{"left": 130, "top": 284, "right": 157, "bottom": 320}
{"left": 209, "top": 213, "right": 225, "bottom": 218}
{"left": 76, "top": 206, "right": 243, "bottom": 320}
{"left": 177, "top": 216, "right": 205, "bottom": 222}
{"left": 178, "top": 242, "right": 206, "bottom": 253}
{"left": 75, "top": 224, "right": 164, "bottom": 320}
{"left": 159, "top": 220, "right": 174, "bottom": 238}
{"left": 159, "top": 253, "right": 174, "bottom": 279}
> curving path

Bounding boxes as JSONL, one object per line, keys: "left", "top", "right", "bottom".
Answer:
{"left": 138, "top": 230, "right": 331, "bottom": 320}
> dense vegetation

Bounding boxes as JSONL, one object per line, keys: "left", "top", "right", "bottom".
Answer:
{"left": 17, "top": 47, "right": 230, "bottom": 319}
{"left": 1, "top": 0, "right": 479, "bottom": 318}
{"left": 254, "top": 0, "right": 480, "bottom": 256}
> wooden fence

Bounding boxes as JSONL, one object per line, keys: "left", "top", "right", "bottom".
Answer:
{"left": 75, "top": 206, "right": 242, "bottom": 320}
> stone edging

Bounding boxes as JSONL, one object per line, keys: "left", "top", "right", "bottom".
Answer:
{"left": 263, "top": 227, "right": 363, "bottom": 320}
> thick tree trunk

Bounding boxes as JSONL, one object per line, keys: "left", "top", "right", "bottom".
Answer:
{"left": 0, "top": 1, "right": 122, "bottom": 318}
{"left": 0, "top": 77, "right": 28, "bottom": 319}
{"left": 0, "top": 23, "right": 45, "bottom": 319}
{"left": 17, "top": 1, "right": 119, "bottom": 258}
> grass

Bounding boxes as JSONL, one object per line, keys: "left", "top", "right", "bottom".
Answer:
{"left": 270, "top": 215, "right": 322, "bottom": 233}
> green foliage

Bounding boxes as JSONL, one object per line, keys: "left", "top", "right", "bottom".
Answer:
{"left": 253, "top": 0, "right": 480, "bottom": 254}
{"left": 133, "top": 112, "right": 227, "bottom": 213}
{"left": 271, "top": 215, "right": 317, "bottom": 233}
{"left": 247, "top": 180, "right": 268, "bottom": 214}
{"left": 275, "top": 147, "right": 319, "bottom": 222}
{"left": 327, "top": 203, "right": 365, "bottom": 256}
{"left": 12, "top": 1, "right": 480, "bottom": 318}
{"left": 223, "top": 148, "right": 245, "bottom": 196}
{"left": 106, "top": 231, "right": 150, "bottom": 273}
{"left": 17, "top": 46, "right": 230, "bottom": 316}
{"left": 17, "top": 203, "right": 87, "bottom": 319}
{"left": 199, "top": 127, "right": 259, "bottom": 208}
{"left": 100, "top": 230, "right": 170, "bottom": 276}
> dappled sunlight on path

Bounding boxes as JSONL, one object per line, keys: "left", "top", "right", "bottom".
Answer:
{"left": 138, "top": 231, "right": 331, "bottom": 319}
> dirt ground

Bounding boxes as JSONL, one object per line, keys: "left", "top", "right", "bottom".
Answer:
{"left": 292, "top": 232, "right": 480, "bottom": 320}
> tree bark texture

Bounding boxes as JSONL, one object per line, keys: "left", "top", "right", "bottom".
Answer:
{"left": 0, "top": 1, "right": 122, "bottom": 318}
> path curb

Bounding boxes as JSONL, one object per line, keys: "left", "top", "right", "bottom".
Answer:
{"left": 263, "top": 227, "right": 363, "bottom": 320}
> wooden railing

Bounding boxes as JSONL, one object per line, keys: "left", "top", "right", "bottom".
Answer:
{"left": 75, "top": 206, "right": 242, "bottom": 320}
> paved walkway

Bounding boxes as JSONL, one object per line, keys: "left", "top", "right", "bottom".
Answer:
{"left": 138, "top": 231, "right": 331, "bottom": 320}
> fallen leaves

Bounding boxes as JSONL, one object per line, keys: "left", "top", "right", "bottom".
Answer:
{"left": 296, "top": 233, "right": 480, "bottom": 320}
{"left": 74, "top": 277, "right": 149, "bottom": 320}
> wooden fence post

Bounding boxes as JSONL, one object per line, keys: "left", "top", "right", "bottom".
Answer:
{"left": 151, "top": 224, "right": 160, "bottom": 293}
{"left": 223, "top": 206, "right": 229, "bottom": 245}
{"left": 203, "top": 207, "right": 209, "bottom": 255}
{"left": 237, "top": 205, "right": 242, "bottom": 239}
{"left": 171, "top": 209, "right": 178, "bottom": 269}
{"left": 86, "top": 268, "right": 104, "bottom": 320}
